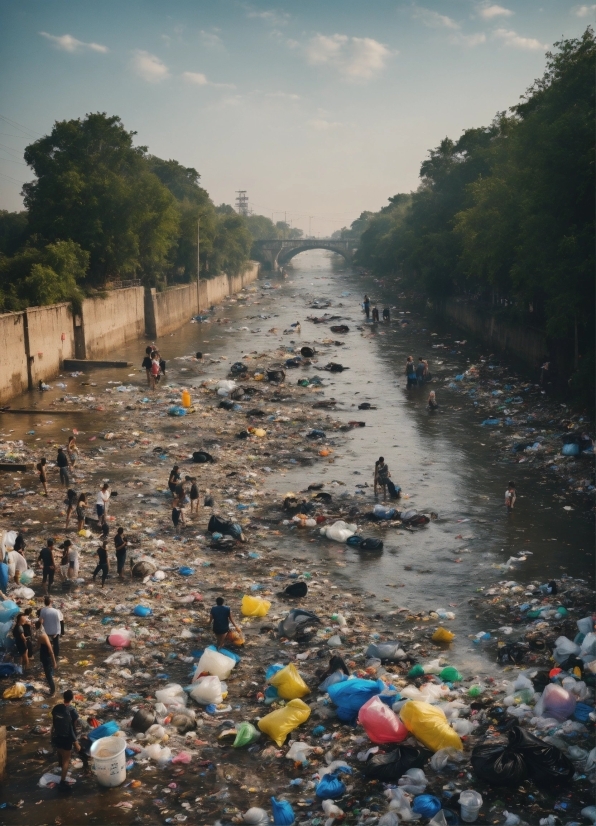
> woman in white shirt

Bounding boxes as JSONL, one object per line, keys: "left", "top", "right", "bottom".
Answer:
{"left": 96, "top": 484, "right": 110, "bottom": 526}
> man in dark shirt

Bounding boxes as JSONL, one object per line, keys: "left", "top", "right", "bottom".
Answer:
{"left": 141, "top": 346, "right": 153, "bottom": 386}
{"left": 51, "top": 689, "right": 80, "bottom": 790}
{"left": 209, "top": 596, "right": 241, "bottom": 650}
{"left": 114, "top": 527, "right": 128, "bottom": 581}
{"left": 92, "top": 541, "right": 109, "bottom": 587}
{"left": 56, "top": 448, "right": 70, "bottom": 487}
{"left": 38, "top": 539, "right": 56, "bottom": 594}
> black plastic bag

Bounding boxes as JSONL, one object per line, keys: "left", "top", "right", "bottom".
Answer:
{"left": 230, "top": 361, "right": 247, "bottom": 375}
{"left": 131, "top": 709, "right": 156, "bottom": 733}
{"left": 284, "top": 581, "right": 308, "bottom": 598}
{"left": 359, "top": 538, "right": 383, "bottom": 551}
{"left": 362, "top": 746, "right": 430, "bottom": 782}
{"left": 193, "top": 450, "right": 214, "bottom": 463}
{"left": 512, "top": 726, "right": 574, "bottom": 787}
{"left": 471, "top": 738, "right": 528, "bottom": 787}
{"left": 208, "top": 515, "right": 244, "bottom": 540}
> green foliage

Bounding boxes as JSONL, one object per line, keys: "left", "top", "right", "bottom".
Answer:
{"left": 211, "top": 212, "right": 253, "bottom": 276}
{"left": 0, "top": 210, "right": 29, "bottom": 257}
{"left": 0, "top": 240, "right": 87, "bottom": 310}
{"left": 332, "top": 211, "right": 374, "bottom": 240}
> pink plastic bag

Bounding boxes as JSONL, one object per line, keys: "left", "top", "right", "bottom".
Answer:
{"left": 172, "top": 751, "right": 192, "bottom": 764}
{"left": 358, "top": 695, "right": 408, "bottom": 744}
{"left": 535, "top": 683, "right": 576, "bottom": 722}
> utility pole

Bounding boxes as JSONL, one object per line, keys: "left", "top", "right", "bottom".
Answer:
{"left": 284, "top": 211, "right": 287, "bottom": 239}
{"left": 235, "top": 190, "right": 249, "bottom": 216}
{"left": 197, "top": 217, "right": 200, "bottom": 313}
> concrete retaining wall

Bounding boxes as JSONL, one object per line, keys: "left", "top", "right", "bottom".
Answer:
{"left": 79, "top": 287, "right": 145, "bottom": 359}
{"left": 25, "top": 303, "right": 74, "bottom": 386}
{"left": 146, "top": 283, "right": 199, "bottom": 339}
{"left": 445, "top": 300, "right": 547, "bottom": 368}
{"left": 0, "top": 313, "right": 28, "bottom": 403}
{"left": 198, "top": 261, "right": 260, "bottom": 311}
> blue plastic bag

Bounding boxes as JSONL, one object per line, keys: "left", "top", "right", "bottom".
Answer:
{"left": 0, "top": 565, "right": 9, "bottom": 597}
{"left": 0, "top": 600, "right": 19, "bottom": 623}
{"left": 266, "top": 663, "right": 284, "bottom": 680}
{"left": 562, "top": 443, "right": 580, "bottom": 456}
{"left": 168, "top": 406, "right": 186, "bottom": 417}
{"left": 133, "top": 605, "right": 152, "bottom": 617}
{"left": 206, "top": 644, "right": 241, "bottom": 663}
{"left": 481, "top": 418, "right": 500, "bottom": 426}
{"left": 178, "top": 566, "right": 195, "bottom": 576}
{"left": 412, "top": 795, "right": 442, "bottom": 817}
{"left": 327, "top": 678, "right": 384, "bottom": 722}
{"left": 316, "top": 773, "right": 346, "bottom": 800}
{"left": 271, "top": 797, "right": 295, "bottom": 825}
{"left": 88, "top": 720, "right": 119, "bottom": 741}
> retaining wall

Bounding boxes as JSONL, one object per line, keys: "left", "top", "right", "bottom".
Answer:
{"left": 445, "top": 300, "right": 547, "bottom": 368}
{"left": 146, "top": 283, "right": 199, "bottom": 339}
{"left": 0, "top": 313, "right": 28, "bottom": 403}
{"left": 79, "top": 287, "right": 145, "bottom": 359}
{"left": 25, "top": 303, "right": 74, "bottom": 386}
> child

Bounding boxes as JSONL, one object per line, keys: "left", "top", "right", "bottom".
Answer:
{"left": 37, "top": 457, "right": 48, "bottom": 496}
{"left": 209, "top": 597, "right": 241, "bottom": 650}
{"left": 505, "top": 481, "right": 516, "bottom": 512}
{"left": 187, "top": 477, "right": 200, "bottom": 515}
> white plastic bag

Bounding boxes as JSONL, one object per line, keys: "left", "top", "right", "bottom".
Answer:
{"left": 320, "top": 520, "right": 357, "bottom": 542}
{"left": 190, "top": 675, "right": 223, "bottom": 705}
{"left": 195, "top": 647, "right": 236, "bottom": 680}
{"left": 243, "top": 808, "right": 270, "bottom": 826}
{"left": 286, "top": 741, "right": 314, "bottom": 763}
{"left": 155, "top": 683, "right": 187, "bottom": 708}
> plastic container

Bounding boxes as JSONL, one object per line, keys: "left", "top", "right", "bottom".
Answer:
{"left": 459, "top": 790, "right": 483, "bottom": 823}
{"left": 90, "top": 735, "right": 126, "bottom": 787}
{"left": 181, "top": 389, "right": 191, "bottom": 408}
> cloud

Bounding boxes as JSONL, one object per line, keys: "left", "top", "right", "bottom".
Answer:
{"left": 200, "top": 29, "right": 223, "bottom": 47}
{"left": 494, "top": 28, "right": 547, "bottom": 50}
{"left": 412, "top": 8, "right": 460, "bottom": 29}
{"left": 305, "top": 34, "right": 392, "bottom": 80}
{"left": 478, "top": 3, "right": 514, "bottom": 18}
{"left": 266, "top": 91, "right": 301, "bottom": 100}
{"left": 39, "top": 32, "right": 108, "bottom": 53}
{"left": 245, "top": 5, "right": 290, "bottom": 26}
{"left": 573, "top": 4, "right": 596, "bottom": 16}
{"left": 182, "top": 71, "right": 236, "bottom": 89}
{"left": 131, "top": 50, "right": 169, "bottom": 82}
{"left": 450, "top": 32, "right": 487, "bottom": 46}
{"left": 308, "top": 118, "right": 342, "bottom": 131}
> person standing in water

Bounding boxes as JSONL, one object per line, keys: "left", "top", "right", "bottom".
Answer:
{"left": 142, "top": 346, "right": 153, "bottom": 386}
{"left": 374, "top": 456, "right": 391, "bottom": 500}
{"left": 209, "top": 596, "right": 241, "bottom": 650}
{"left": 363, "top": 294, "right": 370, "bottom": 319}
{"left": 372, "top": 306, "right": 380, "bottom": 322}
{"left": 382, "top": 307, "right": 390, "bottom": 322}
{"left": 405, "top": 356, "right": 417, "bottom": 389}
{"left": 505, "top": 481, "right": 516, "bottom": 513}
{"left": 428, "top": 390, "right": 439, "bottom": 410}
{"left": 37, "top": 458, "right": 48, "bottom": 496}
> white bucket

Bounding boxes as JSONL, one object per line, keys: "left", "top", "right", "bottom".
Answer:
{"left": 459, "top": 790, "right": 483, "bottom": 823}
{"left": 90, "top": 735, "right": 126, "bottom": 787}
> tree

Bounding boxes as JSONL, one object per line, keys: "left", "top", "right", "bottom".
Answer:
{"left": 0, "top": 210, "right": 29, "bottom": 257}
{"left": 0, "top": 240, "right": 87, "bottom": 310}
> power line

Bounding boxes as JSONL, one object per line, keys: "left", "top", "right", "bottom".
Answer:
{"left": 0, "top": 170, "right": 26, "bottom": 185}
{"left": 0, "top": 114, "right": 42, "bottom": 140}
{"left": 0, "top": 154, "right": 27, "bottom": 167}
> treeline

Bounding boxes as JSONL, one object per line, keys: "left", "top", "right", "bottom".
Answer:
{"left": 0, "top": 113, "right": 275, "bottom": 311}
{"left": 356, "top": 29, "right": 595, "bottom": 405}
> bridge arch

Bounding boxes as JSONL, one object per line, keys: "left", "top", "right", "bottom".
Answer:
{"left": 252, "top": 238, "right": 356, "bottom": 270}
{"left": 277, "top": 243, "right": 352, "bottom": 266}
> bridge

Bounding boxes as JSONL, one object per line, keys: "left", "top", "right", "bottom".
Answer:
{"left": 252, "top": 238, "right": 356, "bottom": 270}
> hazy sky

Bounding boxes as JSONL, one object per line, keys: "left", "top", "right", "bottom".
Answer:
{"left": 0, "top": 0, "right": 593, "bottom": 235}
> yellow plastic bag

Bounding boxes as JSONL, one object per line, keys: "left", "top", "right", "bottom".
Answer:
{"left": 258, "top": 698, "right": 311, "bottom": 746}
{"left": 268, "top": 663, "right": 310, "bottom": 700}
{"left": 227, "top": 629, "right": 245, "bottom": 646}
{"left": 3, "top": 682, "right": 26, "bottom": 700}
{"left": 241, "top": 595, "right": 271, "bottom": 617}
{"left": 400, "top": 700, "right": 463, "bottom": 753}
{"left": 432, "top": 626, "right": 455, "bottom": 643}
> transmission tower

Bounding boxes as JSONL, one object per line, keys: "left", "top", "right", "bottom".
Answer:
{"left": 235, "top": 190, "right": 249, "bottom": 216}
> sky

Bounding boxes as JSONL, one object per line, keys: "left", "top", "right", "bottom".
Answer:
{"left": 0, "top": 0, "right": 593, "bottom": 236}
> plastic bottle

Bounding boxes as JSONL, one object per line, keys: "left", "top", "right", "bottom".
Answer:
{"left": 459, "top": 790, "right": 483, "bottom": 823}
{"left": 181, "top": 389, "right": 191, "bottom": 408}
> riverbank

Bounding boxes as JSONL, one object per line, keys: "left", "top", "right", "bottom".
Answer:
{"left": 0, "top": 253, "right": 593, "bottom": 825}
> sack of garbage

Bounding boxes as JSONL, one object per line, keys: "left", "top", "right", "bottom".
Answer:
{"left": 534, "top": 683, "right": 576, "bottom": 721}
{"left": 358, "top": 696, "right": 409, "bottom": 744}
{"left": 268, "top": 663, "right": 310, "bottom": 700}
{"left": 0, "top": 600, "right": 19, "bottom": 623}
{"left": 553, "top": 635, "right": 580, "bottom": 663}
{"left": 243, "top": 808, "right": 270, "bottom": 826}
{"left": 190, "top": 675, "right": 223, "bottom": 705}
{"left": 208, "top": 514, "right": 244, "bottom": 540}
{"left": 258, "top": 698, "right": 311, "bottom": 746}
{"left": 107, "top": 628, "right": 132, "bottom": 648}
{"left": 241, "top": 594, "right": 271, "bottom": 617}
{"left": 283, "top": 581, "right": 308, "bottom": 598}
{"left": 362, "top": 745, "right": 431, "bottom": 782}
{"left": 316, "top": 773, "right": 346, "bottom": 799}
{"left": 216, "top": 379, "right": 238, "bottom": 394}
{"left": 400, "top": 701, "right": 463, "bottom": 753}
{"left": 131, "top": 557, "right": 157, "bottom": 578}
{"left": 372, "top": 504, "right": 397, "bottom": 520}
{"left": 366, "top": 642, "right": 405, "bottom": 662}
{"left": 195, "top": 647, "right": 237, "bottom": 680}
{"left": 320, "top": 520, "right": 357, "bottom": 542}
{"left": 270, "top": 797, "right": 295, "bottom": 825}
{"left": 233, "top": 722, "right": 261, "bottom": 748}
{"left": 278, "top": 609, "right": 321, "bottom": 639}
{"left": 3, "top": 681, "right": 26, "bottom": 699}
{"left": 328, "top": 678, "right": 384, "bottom": 723}
{"left": 471, "top": 724, "right": 573, "bottom": 788}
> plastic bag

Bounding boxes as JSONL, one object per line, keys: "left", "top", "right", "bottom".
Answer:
{"left": 400, "top": 701, "right": 463, "bottom": 753}
{"left": 278, "top": 609, "right": 321, "bottom": 639}
{"left": 271, "top": 797, "right": 295, "bottom": 825}
{"left": 286, "top": 741, "right": 313, "bottom": 763}
{"left": 440, "top": 666, "right": 462, "bottom": 682}
{"left": 328, "top": 678, "right": 384, "bottom": 723}
{"left": 398, "top": 766, "right": 428, "bottom": 794}
{"left": 358, "top": 696, "right": 408, "bottom": 744}
{"left": 190, "top": 675, "right": 223, "bottom": 705}
{"left": 108, "top": 628, "right": 131, "bottom": 648}
{"left": 195, "top": 647, "right": 236, "bottom": 679}
{"left": 243, "top": 808, "right": 270, "bottom": 826}
{"left": 133, "top": 605, "right": 152, "bottom": 617}
{"left": 373, "top": 504, "right": 397, "bottom": 519}
{"left": 412, "top": 795, "right": 442, "bottom": 818}
{"left": 0, "top": 600, "right": 19, "bottom": 623}
{"left": 319, "top": 671, "right": 347, "bottom": 692}
{"left": 363, "top": 745, "right": 430, "bottom": 782}
{"left": 155, "top": 683, "right": 187, "bottom": 708}
{"left": 316, "top": 773, "right": 345, "bottom": 800}
{"left": 3, "top": 682, "right": 26, "bottom": 699}
{"left": 87, "top": 720, "right": 119, "bottom": 741}
{"left": 268, "top": 663, "right": 309, "bottom": 700}
{"left": 258, "top": 698, "right": 311, "bottom": 746}
{"left": 432, "top": 627, "right": 455, "bottom": 643}
{"left": 320, "top": 520, "right": 357, "bottom": 542}
{"left": 430, "top": 747, "right": 467, "bottom": 771}
{"left": 233, "top": 722, "right": 261, "bottom": 748}
{"left": 11, "top": 586, "right": 35, "bottom": 600}
{"left": 534, "top": 684, "right": 576, "bottom": 722}
{"left": 366, "top": 642, "right": 405, "bottom": 662}
{"left": 241, "top": 594, "right": 271, "bottom": 617}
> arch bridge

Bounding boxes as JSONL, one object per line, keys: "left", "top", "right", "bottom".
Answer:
{"left": 252, "top": 238, "right": 356, "bottom": 270}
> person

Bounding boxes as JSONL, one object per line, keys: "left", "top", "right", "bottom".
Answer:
{"left": 416, "top": 358, "right": 425, "bottom": 384}
{"left": 363, "top": 294, "right": 370, "bottom": 320}
{"left": 36, "top": 617, "right": 57, "bottom": 695}
{"left": 38, "top": 538, "right": 56, "bottom": 594}
{"left": 92, "top": 540, "right": 109, "bottom": 587}
{"left": 6, "top": 547, "right": 27, "bottom": 584}
{"left": 22, "top": 607, "right": 33, "bottom": 658}
{"left": 96, "top": 483, "right": 110, "bottom": 527}
{"left": 13, "top": 531, "right": 26, "bottom": 557}
{"left": 51, "top": 689, "right": 81, "bottom": 791}
{"left": 382, "top": 307, "right": 390, "bottom": 322}
{"left": 405, "top": 356, "right": 417, "bottom": 389}
{"left": 58, "top": 541, "right": 70, "bottom": 582}
{"left": 195, "top": 351, "right": 203, "bottom": 361}
{"left": 150, "top": 355, "right": 160, "bottom": 390}
{"left": 209, "top": 596, "right": 241, "bottom": 650}
{"left": 66, "top": 436, "right": 79, "bottom": 468}
{"left": 64, "top": 488, "right": 78, "bottom": 529}
{"left": 114, "top": 527, "right": 128, "bottom": 581}
{"left": 37, "top": 457, "right": 48, "bottom": 496}
{"left": 67, "top": 541, "right": 79, "bottom": 580}
{"left": 374, "top": 456, "right": 391, "bottom": 500}
{"left": 75, "top": 493, "right": 87, "bottom": 532}
{"left": 505, "top": 481, "right": 516, "bottom": 512}
{"left": 56, "top": 448, "right": 70, "bottom": 487}
{"left": 142, "top": 346, "right": 153, "bottom": 386}
{"left": 168, "top": 465, "right": 181, "bottom": 494}
{"left": 372, "top": 306, "right": 379, "bottom": 322}
{"left": 188, "top": 477, "right": 200, "bottom": 516}
{"left": 158, "top": 352, "right": 167, "bottom": 378}
{"left": 40, "top": 595, "right": 62, "bottom": 659}
{"left": 172, "top": 495, "right": 185, "bottom": 530}
{"left": 422, "top": 358, "right": 430, "bottom": 380}
{"left": 12, "top": 613, "right": 29, "bottom": 671}
{"left": 428, "top": 390, "right": 439, "bottom": 411}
